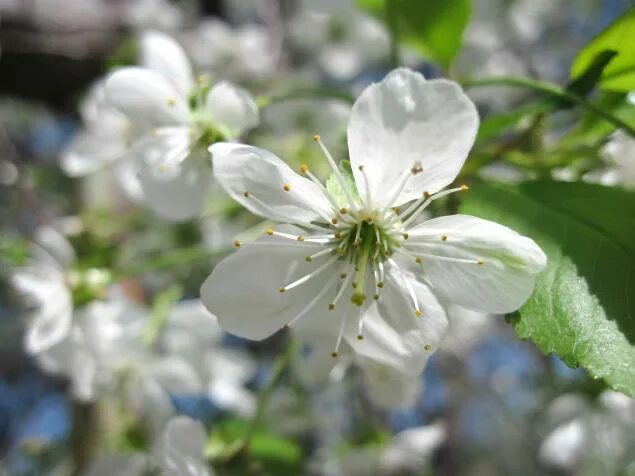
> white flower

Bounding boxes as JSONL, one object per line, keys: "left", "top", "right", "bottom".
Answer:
{"left": 202, "top": 69, "right": 546, "bottom": 383}
{"left": 591, "top": 130, "right": 635, "bottom": 188}
{"left": 124, "top": 0, "right": 185, "bottom": 32}
{"left": 12, "top": 227, "right": 76, "bottom": 354}
{"left": 104, "top": 31, "right": 259, "bottom": 221}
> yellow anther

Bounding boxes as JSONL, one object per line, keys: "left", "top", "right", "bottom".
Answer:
{"left": 305, "top": 256, "right": 313, "bottom": 262}
{"left": 424, "top": 191, "right": 431, "bottom": 199}
{"left": 196, "top": 74, "right": 207, "bottom": 84}
{"left": 334, "top": 232, "right": 342, "bottom": 239}
{"left": 331, "top": 351, "right": 338, "bottom": 358}
{"left": 313, "top": 134, "right": 321, "bottom": 142}
{"left": 158, "top": 163, "right": 167, "bottom": 173}
{"left": 377, "top": 282, "right": 384, "bottom": 289}
{"left": 331, "top": 218, "right": 338, "bottom": 225}
{"left": 352, "top": 282, "right": 357, "bottom": 289}
{"left": 297, "top": 236, "right": 305, "bottom": 242}
{"left": 411, "top": 162, "right": 423, "bottom": 174}
{"left": 339, "top": 273, "right": 347, "bottom": 279}
{"left": 424, "top": 344, "right": 432, "bottom": 351}
{"left": 299, "top": 164, "right": 309, "bottom": 174}
{"left": 243, "top": 191, "right": 249, "bottom": 197}
{"left": 279, "top": 287, "right": 286, "bottom": 293}
{"left": 402, "top": 233, "right": 409, "bottom": 240}
{"left": 339, "top": 208, "right": 348, "bottom": 214}
{"left": 477, "top": 259, "right": 484, "bottom": 265}
{"left": 460, "top": 184, "right": 470, "bottom": 192}
{"left": 415, "top": 257, "right": 422, "bottom": 264}
{"left": 328, "top": 303, "right": 335, "bottom": 310}
{"left": 358, "top": 165, "right": 365, "bottom": 171}
{"left": 365, "top": 217, "right": 374, "bottom": 224}
{"left": 233, "top": 240, "right": 242, "bottom": 248}
{"left": 415, "top": 310, "right": 423, "bottom": 317}
{"left": 393, "top": 207, "right": 401, "bottom": 214}
{"left": 282, "top": 324, "right": 289, "bottom": 329}
{"left": 266, "top": 228, "right": 274, "bottom": 235}
{"left": 441, "top": 234, "right": 448, "bottom": 241}
{"left": 373, "top": 293, "right": 379, "bottom": 300}
{"left": 356, "top": 334, "right": 364, "bottom": 341}
{"left": 282, "top": 183, "right": 291, "bottom": 192}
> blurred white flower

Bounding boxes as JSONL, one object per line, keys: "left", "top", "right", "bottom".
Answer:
{"left": 440, "top": 304, "right": 494, "bottom": 358}
{"left": 288, "top": 4, "right": 389, "bottom": 81}
{"left": 124, "top": 0, "right": 185, "bottom": 32}
{"left": 203, "top": 68, "right": 546, "bottom": 404}
{"left": 104, "top": 31, "right": 259, "bottom": 221}
{"left": 181, "top": 18, "right": 277, "bottom": 82}
{"left": 11, "top": 227, "right": 76, "bottom": 354}
{"left": 539, "top": 391, "right": 635, "bottom": 473}
{"left": 585, "top": 130, "right": 635, "bottom": 189}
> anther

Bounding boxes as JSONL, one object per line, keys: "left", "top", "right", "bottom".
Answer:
{"left": 358, "top": 165, "right": 365, "bottom": 171}
{"left": 424, "top": 191, "right": 431, "bottom": 199}
{"left": 233, "top": 240, "right": 242, "bottom": 248}
{"left": 305, "top": 256, "right": 313, "bottom": 262}
{"left": 340, "top": 273, "right": 347, "bottom": 279}
{"left": 313, "top": 134, "right": 321, "bottom": 142}
{"left": 158, "top": 163, "right": 167, "bottom": 173}
{"left": 415, "top": 310, "right": 423, "bottom": 317}
{"left": 424, "top": 344, "right": 432, "bottom": 351}
{"left": 402, "top": 233, "right": 409, "bottom": 240}
{"left": 300, "top": 164, "right": 309, "bottom": 174}
{"left": 331, "top": 351, "right": 338, "bottom": 358}
{"left": 460, "top": 184, "right": 470, "bottom": 192}
{"left": 243, "top": 191, "right": 249, "bottom": 197}
{"left": 331, "top": 218, "right": 338, "bottom": 225}
{"left": 477, "top": 259, "right": 484, "bottom": 265}
{"left": 328, "top": 303, "right": 335, "bottom": 311}
{"left": 167, "top": 98, "right": 176, "bottom": 107}
{"left": 410, "top": 162, "right": 423, "bottom": 174}
{"left": 373, "top": 293, "right": 379, "bottom": 300}
{"left": 377, "top": 282, "right": 384, "bottom": 288}
{"left": 282, "top": 183, "right": 291, "bottom": 192}
{"left": 352, "top": 282, "right": 357, "bottom": 289}
{"left": 356, "top": 334, "right": 364, "bottom": 341}
{"left": 297, "top": 236, "right": 305, "bottom": 242}
{"left": 415, "top": 257, "right": 422, "bottom": 264}
{"left": 334, "top": 232, "right": 342, "bottom": 239}
{"left": 441, "top": 234, "right": 448, "bottom": 241}
{"left": 282, "top": 324, "right": 289, "bottom": 329}
{"left": 339, "top": 208, "right": 348, "bottom": 214}
{"left": 266, "top": 228, "right": 274, "bottom": 235}
{"left": 279, "top": 287, "right": 285, "bottom": 293}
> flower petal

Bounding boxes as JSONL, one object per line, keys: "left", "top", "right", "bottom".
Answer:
{"left": 61, "top": 130, "right": 128, "bottom": 177}
{"left": 135, "top": 128, "right": 210, "bottom": 221}
{"left": 347, "top": 68, "right": 479, "bottom": 208}
{"left": 140, "top": 31, "right": 194, "bottom": 98}
{"left": 206, "top": 82, "right": 259, "bottom": 138}
{"left": 210, "top": 143, "right": 334, "bottom": 225}
{"left": 153, "top": 416, "right": 210, "bottom": 476}
{"left": 105, "top": 67, "right": 188, "bottom": 129}
{"left": 349, "top": 265, "right": 448, "bottom": 375}
{"left": 407, "top": 214, "right": 547, "bottom": 313}
{"left": 357, "top": 356, "right": 421, "bottom": 409}
{"left": 200, "top": 230, "right": 338, "bottom": 340}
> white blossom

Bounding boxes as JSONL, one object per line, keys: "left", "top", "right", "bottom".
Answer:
{"left": 104, "top": 31, "right": 259, "bottom": 221}
{"left": 202, "top": 68, "right": 546, "bottom": 396}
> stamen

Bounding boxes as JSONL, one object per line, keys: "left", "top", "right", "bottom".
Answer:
{"left": 358, "top": 165, "right": 372, "bottom": 207}
{"left": 282, "top": 183, "right": 291, "bottom": 192}
{"left": 313, "top": 135, "right": 357, "bottom": 211}
{"left": 268, "top": 230, "right": 334, "bottom": 244}
{"left": 299, "top": 164, "right": 340, "bottom": 214}
{"left": 400, "top": 185, "right": 469, "bottom": 229}
{"left": 332, "top": 305, "right": 350, "bottom": 358}
{"left": 329, "top": 272, "right": 353, "bottom": 310}
{"left": 233, "top": 240, "right": 242, "bottom": 248}
{"left": 305, "top": 247, "right": 335, "bottom": 262}
{"left": 388, "top": 259, "right": 422, "bottom": 317}
{"left": 279, "top": 256, "right": 338, "bottom": 292}
{"left": 403, "top": 247, "right": 484, "bottom": 265}
{"left": 286, "top": 277, "right": 337, "bottom": 328}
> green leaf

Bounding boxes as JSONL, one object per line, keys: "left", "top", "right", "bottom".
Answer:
{"left": 566, "top": 50, "right": 617, "bottom": 97}
{"left": 325, "top": 160, "right": 359, "bottom": 209}
{"left": 460, "top": 181, "right": 635, "bottom": 396}
{"left": 357, "top": 0, "right": 471, "bottom": 68}
{"left": 476, "top": 100, "right": 553, "bottom": 144}
{"left": 571, "top": 8, "right": 635, "bottom": 92}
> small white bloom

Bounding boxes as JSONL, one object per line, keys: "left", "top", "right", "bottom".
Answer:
{"left": 202, "top": 69, "right": 546, "bottom": 385}
{"left": 104, "top": 31, "right": 259, "bottom": 221}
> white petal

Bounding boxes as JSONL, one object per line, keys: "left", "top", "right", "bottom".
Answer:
{"left": 135, "top": 128, "right": 210, "bottom": 221}
{"left": 539, "top": 419, "right": 586, "bottom": 469}
{"left": 408, "top": 215, "right": 547, "bottom": 313}
{"left": 350, "top": 265, "right": 448, "bottom": 375}
{"left": 140, "top": 31, "right": 194, "bottom": 98}
{"left": 105, "top": 67, "right": 188, "bottom": 129}
{"left": 347, "top": 68, "right": 479, "bottom": 208}
{"left": 13, "top": 265, "right": 73, "bottom": 354}
{"left": 210, "top": 143, "right": 334, "bottom": 225}
{"left": 61, "top": 130, "right": 128, "bottom": 177}
{"left": 357, "top": 356, "right": 421, "bottom": 409}
{"left": 200, "top": 230, "right": 338, "bottom": 340}
{"left": 206, "top": 82, "right": 259, "bottom": 138}
{"left": 154, "top": 416, "right": 210, "bottom": 476}
{"left": 86, "top": 454, "right": 147, "bottom": 476}
{"left": 148, "top": 356, "right": 203, "bottom": 394}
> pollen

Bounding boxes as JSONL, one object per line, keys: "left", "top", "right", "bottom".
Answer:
{"left": 299, "top": 164, "right": 309, "bottom": 174}
{"left": 339, "top": 208, "right": 348, "bottom": 214}
{"left": 477, "top": 259, "right": 484, "bottom": 265}
{"left": 441, "top": 234, "right": 448, "bottom": 241}
{"left": 340, "top": 273, "right": 347, "bottom": 279}
{"left": 460, "top": 184, "right": 470, "bottom": 192}
{"left": 415, "top": 257, "right": 422, "bottom": 264}
{"left": 297, "top": 236, "right": 305, "bottom": 242}
{"left": 356, "top": 334, "right": 364, "bottom": 341}
{"left": 233, "top": 240, "right": 242, "bottom": 248}
{"left": 282, "top": 183, "right": 291, "bottom": 191}
{"left": 305, "top": 256, "right": 313, "bottom": 262}
{"left": 312, "top": 134, "right": 321, "bottom": 142}
{"left": 279, "top": 287, "right": 285, "bottom": 293}
{"left": 424, "top": 344, "right": 432, "bottom": 351}
{"left": 243, "top": 191, "right": 249, "bottom": 197}
{"left": 402, "top": 233, "right": 409, "bottom": 240}
{"left": 331, "top": 351, "right": 338, "bottom": 358}
{"left": 328, "top": 303, "right": 335, "bottom": 310}
{"left": 331, "top": 218, "right": 338, "bottom": 225}
{"left": 266, "top": 228, "right": 274, "bottom": 235}
{"left": 415, "top": 309, "right": 423, "bottom": 317}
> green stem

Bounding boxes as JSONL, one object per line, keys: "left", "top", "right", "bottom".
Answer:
{"left": 463, "top": 76, "right": 635, "bottom": 138}
{"left": 243, "top": 340, "right": 294, "bottom": 447}
{"left": 113, "top": 246, "right": 227, "bottom": 278}
{"left": 385, "top": 0, "right": 401, "bottom": 68}
{"left": 256, "top": 88, "right": 355, "bottom": 109}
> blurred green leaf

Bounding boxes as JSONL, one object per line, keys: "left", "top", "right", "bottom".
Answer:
{"left": 142, "top": 285, "right": 183, "bottom": 346}
{"left": 476, "top": 100, "right": 552, "bottom": 144}
{"left": 566, "top": 50, "right": 617, "bottom": 97}
{"left": 571, "top": 8, "right": 635, "bottom": 92}
{"left": 357, "top": 0, "right": 471, "bottom": 68}
{"left": 460, "top": 181, "right": 635, "bottom": 396}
